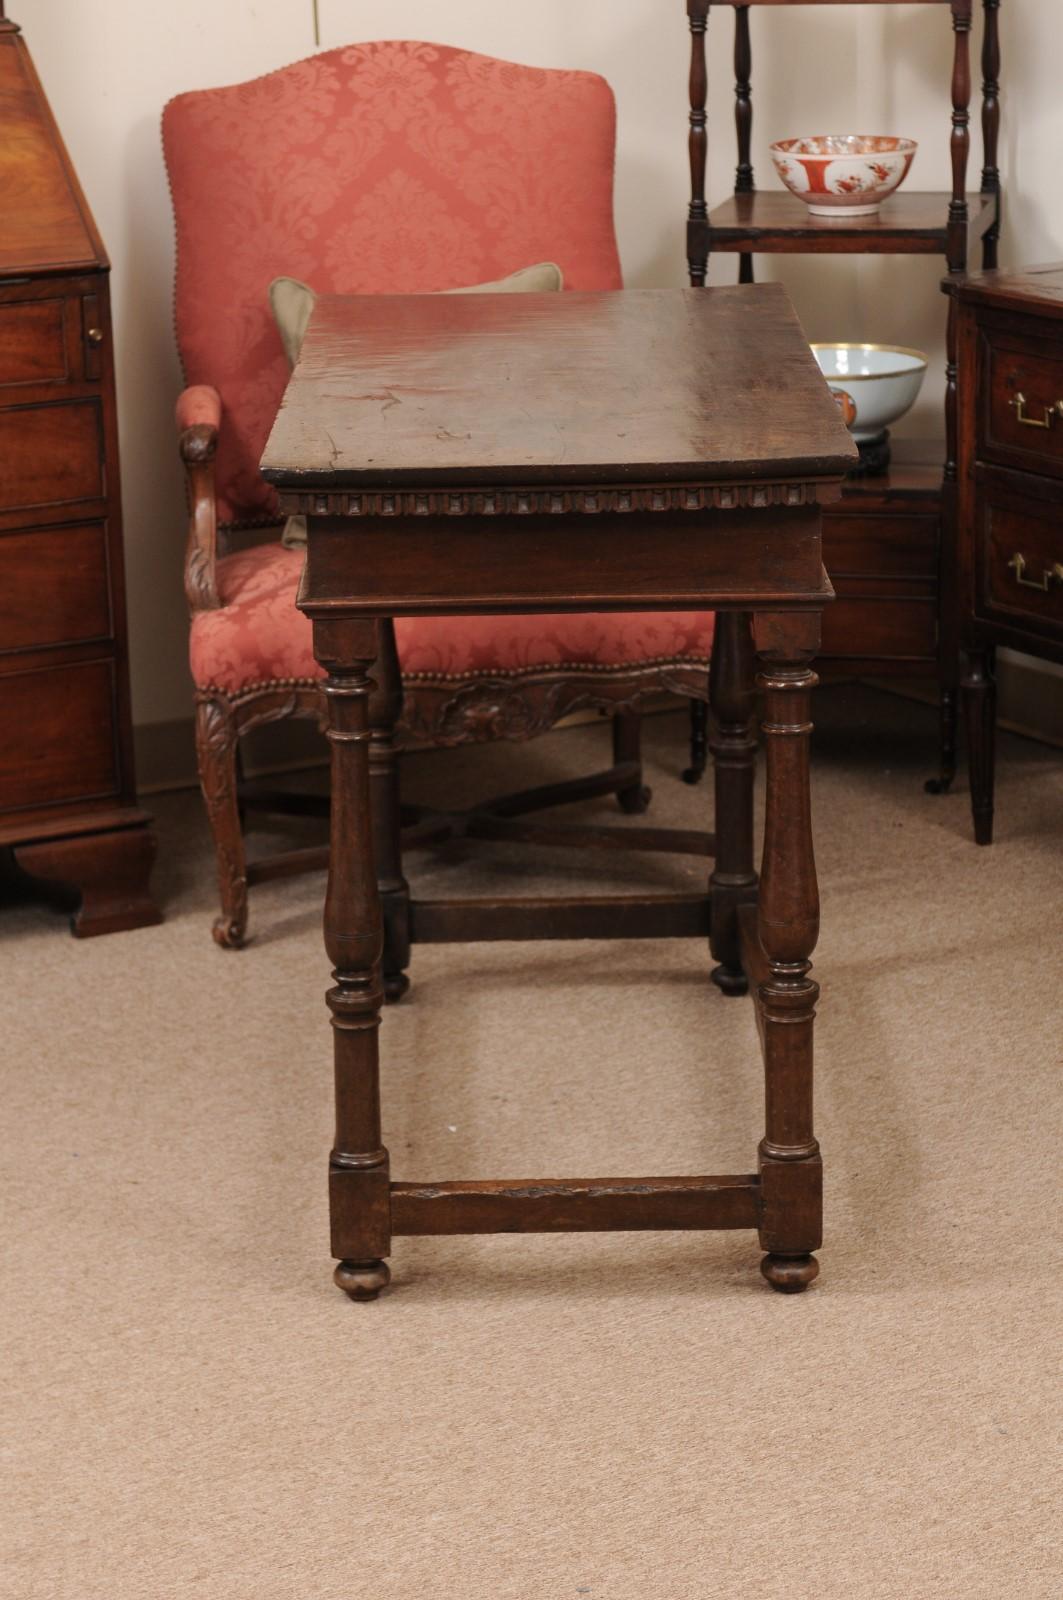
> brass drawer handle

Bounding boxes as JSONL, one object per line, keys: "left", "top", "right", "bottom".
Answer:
{"left": 86, "top": 327, "right": 104, "bottom": 346}
{"left": 1007, "top": 552, "right": 1063, "bottom": 592}
{"left": 1009, "top": 391, "right": 1063, "bottom": 430}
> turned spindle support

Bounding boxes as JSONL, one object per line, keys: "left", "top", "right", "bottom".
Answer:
{"left": 709, "top": 612, "right": 758, "bottom": 996}
{"left": 734, "top": 4, "right": 755, "bottom": 284}
{"left": 944, "top": 4, "right": 972, "bottom": 499}
{"left": 316, "top": 616, "right": 392, "bottom": 1302}
{"left": 687, "top": 0, "right": 710, "bottom": 288}
{"left": 980, "top": 0, "right": 1002, "bottom": 270}
{"left": 938, "top": 10, "right": 978, "bottom": 791}
{"left": 754, "top": 617, "right": 822, "bottom": 1293}
{"left": 947, "top": 1, "right": 973, "bottom": 271}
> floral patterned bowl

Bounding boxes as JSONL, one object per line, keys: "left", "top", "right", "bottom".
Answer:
{"left": 770, "top": 135, "right": 917, "bottom": 218}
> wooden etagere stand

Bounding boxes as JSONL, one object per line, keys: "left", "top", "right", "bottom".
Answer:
{"left": 682, "top": 0, "right": 1002, "bottom": 794}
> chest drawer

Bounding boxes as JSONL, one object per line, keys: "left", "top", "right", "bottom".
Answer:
{"left": 0, "top": 289, "right": 104, "bottom": 393}
{"left": 0, "top": 398, "right": 104, "bottom": 516}
{"left": 0, "top": 522, "right": 112, "bottom": 653}
{"left": 979, "top": 317, "right": 1063, "bottom": 480}
{"left": 975, "top": 466, "right": 1063, "bottom": 643}
{"left": 0, "top": 656, "right": 119, "bottom": 813}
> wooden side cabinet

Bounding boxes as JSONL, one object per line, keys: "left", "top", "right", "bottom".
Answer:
{"left": 951, "top": 264, "right": 1063, "bottom": 844}
{"left": 0, "top": 14, "right": 160, "bottom": 934}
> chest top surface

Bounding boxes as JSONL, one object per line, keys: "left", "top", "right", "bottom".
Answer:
{"left": 261, "top": 285, "right": 855, "bottom": 493}
{"left": 0, "top": 27, "right": 104, "bottom": 277}
{"left": 956, "top": 263, "right": 1063, "bottom": 321}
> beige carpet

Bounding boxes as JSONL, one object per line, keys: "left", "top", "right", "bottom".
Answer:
{"left": 3, "top": 688, "right": 1061, "bottom": 1600}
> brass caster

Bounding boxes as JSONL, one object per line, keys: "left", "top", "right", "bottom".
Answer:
{"left": 212, "top": 914, "right": 247, "bottom": 949}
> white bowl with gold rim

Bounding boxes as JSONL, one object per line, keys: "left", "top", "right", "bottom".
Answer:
{"left": 811, "top": 343, "right": 928, "bottom": 443}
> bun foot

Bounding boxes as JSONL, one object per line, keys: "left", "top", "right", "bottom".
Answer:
{"left": 760, "top": 1253, "right": 819, "bottom": 1294}
{"left": 334, "top": 1259, "right": 391, "bottom": 1302}
{"left": 383, "top": 971, "right": 410, "bottom": 1004}
{"left": 681, "top": 764, "right": 706, "bottom": 786}
{"left": 711, "top": 962, "right": 748, "bottom": 997}
{"left": 924, "top": 775, "right": 952, "bottom": 795}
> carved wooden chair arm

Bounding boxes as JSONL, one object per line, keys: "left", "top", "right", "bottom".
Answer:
{"left": 177, "top": 383, "right": 222, "bottom": 612}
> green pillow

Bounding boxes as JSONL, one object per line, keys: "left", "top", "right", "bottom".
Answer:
{"left": 270, "top": 263, "right": 564, "bottom": 546}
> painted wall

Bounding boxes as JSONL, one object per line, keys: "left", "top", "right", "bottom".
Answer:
{"left": 20, "top": 1, "right": 1061, "bottom": 732}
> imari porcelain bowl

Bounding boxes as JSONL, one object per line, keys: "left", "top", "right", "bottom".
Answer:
{"left": 770, "top": 135, "right": 918, "bottom": 218}
{"left": 811, "top": 344, "right": 928, "bottom": 444}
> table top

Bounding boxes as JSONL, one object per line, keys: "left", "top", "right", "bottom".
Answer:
{"left": 261, "top": 285, "right": 855, "bottom": 495}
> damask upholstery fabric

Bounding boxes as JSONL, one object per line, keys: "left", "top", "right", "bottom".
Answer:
{"left": 190, "top": 544, "right": 714, "bottom": 698}
{"left": 164, "top": 42, "right": 622, "bottom": 525}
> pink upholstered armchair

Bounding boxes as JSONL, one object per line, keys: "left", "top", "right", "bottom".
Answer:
{"left": 164, "top": 41, "right": 714, "bottom": 971}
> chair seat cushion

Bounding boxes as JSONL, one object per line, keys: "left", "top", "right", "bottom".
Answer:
{"left": 190, "top": 543, "right": 714, "bottom": 696}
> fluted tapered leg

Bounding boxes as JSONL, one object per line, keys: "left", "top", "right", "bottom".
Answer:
{"left": 315, "top": 617, "right": 391, "bottom": 1302}
{"left": 755, "top": 635, "right": 821, "bottom": 1293}
{"left": 963, "top": 647, "right": 997, "bottom": 846}
{"left": 710, "top": 612, "right": 758, "bottom": 995}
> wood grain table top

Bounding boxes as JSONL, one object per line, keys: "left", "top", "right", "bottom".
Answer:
{"left": 261, "top": 285, "right": 856, "bottom": 493}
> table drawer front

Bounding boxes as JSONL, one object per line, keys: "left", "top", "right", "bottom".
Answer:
{"left": 977, "top": 475, "right": 1063, "bottom": 638}
{"left": 0, "top": 398, "right": 104, "bottom": 513}
{"left": 0, "top": 657, "right": 119, "bottom": 813}
{"left": 0, "top": 522, "right": 111, "bottom": 653}
{"left": 0, "top": 297, "right": 69, "bottom": 387}
{"left": 981, "top": 324, "right": 1063, "bottom": 479}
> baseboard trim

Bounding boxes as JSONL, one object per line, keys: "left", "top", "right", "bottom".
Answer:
{"left": 133, "top": 697, "right": 683, "bottom": 796}
{"left": 134, "top": 715, "right": 329, "bottom": 795}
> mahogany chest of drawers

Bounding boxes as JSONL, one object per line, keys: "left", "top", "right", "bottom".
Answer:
{"left": 0, "top": 16, "right": 158, "bottom": 932}
{"left": 952, "top": 264, "right": 1063, "bottom": 844}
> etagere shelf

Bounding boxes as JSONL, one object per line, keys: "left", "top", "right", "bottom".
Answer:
{"left": 682, "top": 0, "right": 1002, "bottom": 793}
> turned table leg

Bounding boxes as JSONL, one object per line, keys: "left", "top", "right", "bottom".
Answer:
{"left": 370, "top": 619, "right": 411, "bottom": 1002}
{"left": 755, "top": 623, "right": 822, "bottom": 1293}
{"left": 709, "top": 611, "right": 758, "bottom": 995}
{"left": 315, "top": 618, "right": 391, "bottom": 1302}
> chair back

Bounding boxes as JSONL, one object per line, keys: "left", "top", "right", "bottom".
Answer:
{"left": 163, "top": 41, "right": 623, "bottom": 524}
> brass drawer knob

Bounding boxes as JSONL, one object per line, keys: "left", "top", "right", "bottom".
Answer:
{"left": 1009, "top": 391, "right": 1063, "bottom": 430}
{"left": 86, "top": 326, "right": 104, "bottom": 346}
{"left": 1007, "top": 552, "right": 1063, "bottom": 592}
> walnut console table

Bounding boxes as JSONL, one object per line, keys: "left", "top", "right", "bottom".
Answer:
{"left": 261, "top": 286, "right": 855, "bottom": 1300}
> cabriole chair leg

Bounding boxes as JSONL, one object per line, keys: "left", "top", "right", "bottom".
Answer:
{"left": 195, "top": 696, "right": 249, "bottom": 949}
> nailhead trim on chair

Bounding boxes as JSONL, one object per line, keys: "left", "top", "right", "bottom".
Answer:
{"left": 197, "top": 654, "right": 715, "bottom": 703}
